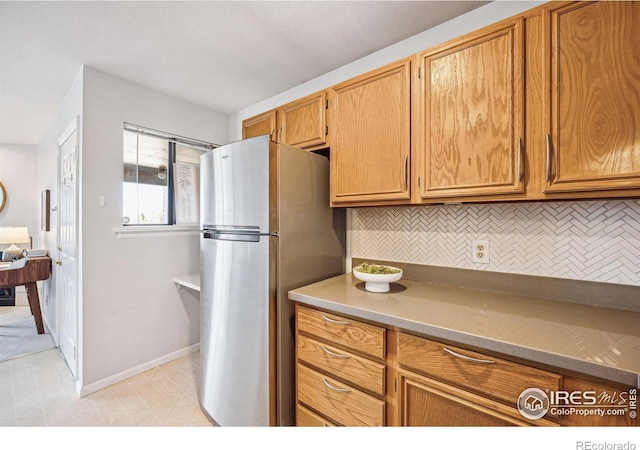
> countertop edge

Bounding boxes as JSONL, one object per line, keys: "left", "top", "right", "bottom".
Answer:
{"left": 288, "top": 289, "right": 640, "bottom": 388}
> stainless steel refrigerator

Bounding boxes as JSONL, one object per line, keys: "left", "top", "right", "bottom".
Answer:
{"left": 199, "top": 135, "right": 345, "bottom": 426}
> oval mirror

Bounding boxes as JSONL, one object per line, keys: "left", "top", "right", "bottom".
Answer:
{"left": 0, "top": 181, "right": 6, "bottom": 213}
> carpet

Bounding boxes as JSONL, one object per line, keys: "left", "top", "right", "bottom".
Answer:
{"left": 0, "top": 307, "right": 56, "bottom": 362}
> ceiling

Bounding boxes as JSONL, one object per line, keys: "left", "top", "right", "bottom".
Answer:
{"left": 0, "top": 1, "right": 489, "bottom": 145}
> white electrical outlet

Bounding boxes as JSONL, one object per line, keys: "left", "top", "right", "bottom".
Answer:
{"left": 472, "top": 240, "right": 490, "bottom": 264}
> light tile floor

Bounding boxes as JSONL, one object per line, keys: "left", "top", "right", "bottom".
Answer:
{"left": 0, "top": 347, "right": 213, "bottom": 427}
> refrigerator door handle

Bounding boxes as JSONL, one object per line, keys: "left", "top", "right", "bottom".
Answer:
{"left": 202, "top": 225, "right": 279, "bottom": 241}
{"left": 203, "top": 225, "right": 260, "bottom": 233}
{"left": 203, "top": 230, "right": 261, "bottom": 242}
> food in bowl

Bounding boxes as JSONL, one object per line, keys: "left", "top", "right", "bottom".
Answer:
{"left": 354, "top": 263, "right": 402, "bottom": 275}
{"left": 352, "top": 263, "right": 403, "bottom": 293}
{"left": 353, "top": 263, "right": 402, "bottom": 275}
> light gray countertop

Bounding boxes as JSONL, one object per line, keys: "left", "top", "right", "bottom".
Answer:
{"left": 289, "top": 273, "right": 640, "bottom": 387}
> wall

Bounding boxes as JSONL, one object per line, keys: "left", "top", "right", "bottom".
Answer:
{"left": 79, "top": 66, "right": 227, "bottom": 389}
{"left": 352, "top": 201, "right": 640, "bottom": 287}
{"left": 0, "top": 144, "right": 40, "bottom": 307}
{"left": 36, "top": 67, "right": 83, "bottom": 349}
{"left": 0, "top": 144, "right": 39, "bottom": 241}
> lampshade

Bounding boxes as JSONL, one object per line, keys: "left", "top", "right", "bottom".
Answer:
{"left": 0, "top": 227, "right": 30, "bottom": 245}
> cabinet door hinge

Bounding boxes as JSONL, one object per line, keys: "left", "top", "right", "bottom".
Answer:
{"left": 325, "top": 126, "right": 328, "bottom": 136}
{"left": 325, "top": 99, "right": 329, "bottom": 109}
{"left": 418, "top": 176, "right": 421, "bottom": 188}
{"left": 418, "top": 66, "right": 421, "bottom": 80}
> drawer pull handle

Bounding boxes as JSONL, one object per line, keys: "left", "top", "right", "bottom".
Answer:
{"left": 322, "top": 377, "right": 351, "bottom": 393}
{"left": 321, "top": 345, "right": 351, "bottom": 359}
{"left": 320, "top": 314, "right": 350, "bottom": 325}
{"left": 443, "top": 347, "right": 495, "bottom": 364}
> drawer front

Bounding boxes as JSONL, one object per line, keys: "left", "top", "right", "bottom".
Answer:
{"left": 297, "top": 305, "right": 385, "bottom": 359}
{"left": 297, "top": 364, "right": 385, "bottom": 426}
{"left": 296, "top": 404, "right": 336, "bottom": 427}
{"left": 398, "top": 333, "right": 562, "bottom": 406}
{"left": 297, "top": 334, "right": 386, "bottom": 396}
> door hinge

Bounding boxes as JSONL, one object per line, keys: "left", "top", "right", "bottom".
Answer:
{"left": 418, "top": 176, "right": 421, "bottom": 188}
{"left": 325, "top": 99, "right": 329, "bottom": 109}
{"left": 418, "top": 67, "right": 421, "bottom": 79}
{"left": 73, "top": 346, "right": 77, "bottom": 360}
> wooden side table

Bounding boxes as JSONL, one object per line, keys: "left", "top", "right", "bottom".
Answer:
{"left": 0, "top": 257, "right": 52, "bottom": 334}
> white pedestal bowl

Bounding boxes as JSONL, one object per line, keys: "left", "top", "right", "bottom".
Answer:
{"left": 352, "top": 265, "right": 403, "bottom": 293}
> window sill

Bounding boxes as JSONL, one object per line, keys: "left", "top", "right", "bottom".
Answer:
{"left": 114, "top": 225, "right": 200, "bottom": 239}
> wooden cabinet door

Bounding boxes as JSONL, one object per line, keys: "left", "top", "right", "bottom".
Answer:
{"left": 399, "top": 372, "right": 556, "bottom": 427}
{"left": 278, "top": 91, "right": 328, "bottom": 150}
{"left": 544, "top": 1, "right": 640, "bottom": 194}
{"left": 558, "top": 377, "right": 638, "bottom": 427}
{"left": 329, "top": 59, "right": 411, "bottom": 206}
{"left": 242, "top": 110, "right": 276, "bottom": 141}
{"left": 415, "top": 18, "right": 525, "bottom": 201}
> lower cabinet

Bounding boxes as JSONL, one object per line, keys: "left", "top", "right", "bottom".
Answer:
{"left": 296, "top": 404, "right": 336, "bottom": 427}
{"left": 295, "top": 304, "right": 388, "bottom": 426}
{"left": 297, "top": 365, "right": 385, "bottom": 427}
{"left": 559, "top": 376, "right": 638, "bottom": 427}
{"left": 295, "top": 304, "right": 638, "bottom": 427}
{"left": 397, "top": 332, "right": 560, "bottom": 427}
{"left": 399, "top": 371, "right": 555, "bottom": 426}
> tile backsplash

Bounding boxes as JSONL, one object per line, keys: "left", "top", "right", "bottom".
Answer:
{"left": 351, "top": 200, "right": 640, "bottom": 287}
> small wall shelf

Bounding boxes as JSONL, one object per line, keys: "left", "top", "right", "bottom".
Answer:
{"left": 173, "top": 273, "right": 200, "bottom": 292}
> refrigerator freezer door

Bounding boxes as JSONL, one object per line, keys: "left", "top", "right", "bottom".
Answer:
{"left": 200, "top": 135, "right": 270, "bottom": 232}
{"left": 275, "top": 144, "right": 346, "bottom": 425}
{"left": 200, "top": 235, "right": 273, "bottom": 426}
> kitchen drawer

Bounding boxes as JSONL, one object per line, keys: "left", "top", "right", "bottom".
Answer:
{"left": 398, "top": 332, "right": 562, "bottom": 406}
{"left": 297, "top": 305, "right": 385, "bottom": 359}
{"left": 297, "top": 364, "right": 386, "bottom": 426}
{"left": 297, "top": 334, "right": 386, "bottom": 396}
{"left": 296, "top": 404, "right": 336, "bottom": 427}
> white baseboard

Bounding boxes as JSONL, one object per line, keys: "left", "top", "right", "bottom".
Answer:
{"left": 79, "top": 343, "right": 200, "bottom": 397}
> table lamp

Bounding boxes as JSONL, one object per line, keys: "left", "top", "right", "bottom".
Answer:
{"left": 0, "top": 227, "right": 30, "bottom": 261}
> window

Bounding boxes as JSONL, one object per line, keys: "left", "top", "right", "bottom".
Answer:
{"left": 122, "top": 124, "right": 215, "bottom": 226}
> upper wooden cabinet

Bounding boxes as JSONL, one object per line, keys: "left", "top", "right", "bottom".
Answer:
{"left": 277, "top": 91, "right": 328, "bottom": 150}
{"left": 242, "top": 1, "right": 640, "bottom": 206}
{"left": 414, "top": 17, "right": 525, "bottom": 202}
{"left": 329, "top": 59, "right": 412, "bottom": 206}
{"left": 242, "top": 91, "right": 328, "bottom": 151}
{"left": 542, "top": 1, "right": 640, "bottom": 194}
{"left": 242, "top": 110, "right": 276, "bottom": 141}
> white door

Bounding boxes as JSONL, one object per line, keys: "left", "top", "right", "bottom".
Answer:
{"left": 57, "top": 117, "right": 79, "bottom": 379}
